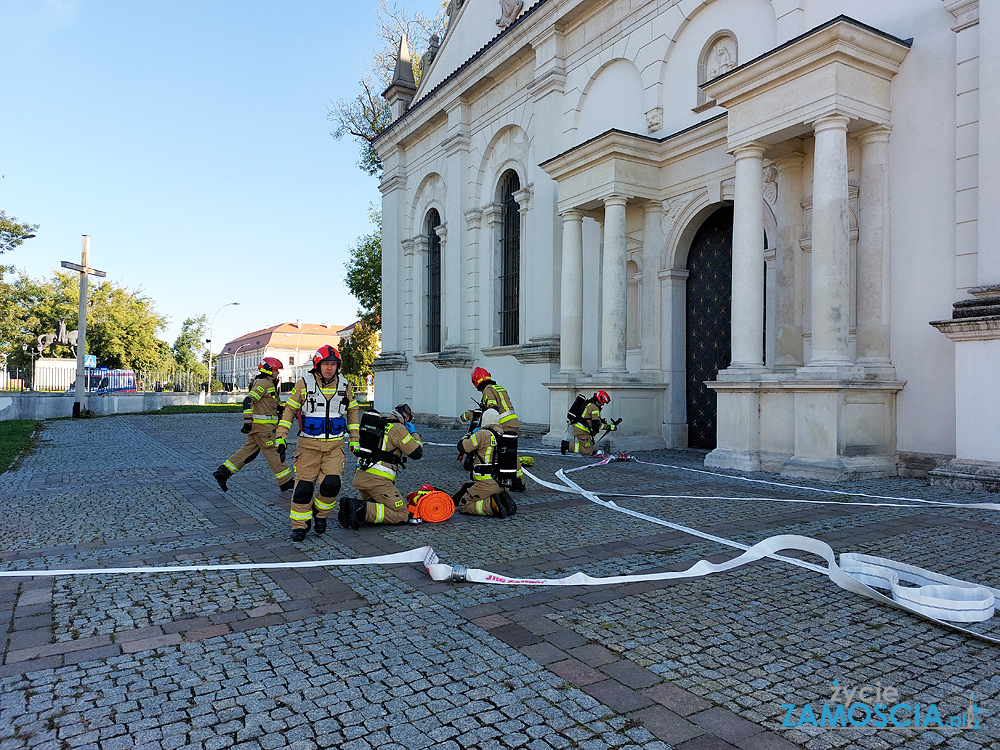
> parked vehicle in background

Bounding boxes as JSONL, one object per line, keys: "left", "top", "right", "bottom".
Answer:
{"left": 63, "top": 368, "right": 137, "bottom": 394}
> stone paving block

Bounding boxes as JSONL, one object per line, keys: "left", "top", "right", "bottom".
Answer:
{"left": 546, "top": 659, "right": 607, "bottom": 687}
{"left": 675, "top": 735, "right": 740, "bottom": 750}
{"left": 644, "top": 682, "right": 715, "bottom": 716}
{"left": 519, "top": 642, "right": 568, "bottom": 666}
{"left": 119, "top": 634, "right": 183, "bottom": 654}
{"left": 566, "top": 643, "right": 618, "bottom": 667}
{"left": 490, "top": 623, "right": 543, "bottom": 648}
{"left": 580, "top": 679, "right": 653, "bottom": 713}
{"left": 689, "top": 707, "right": 765, "bottom": 743}
{"left": 599, "top": 659, "right": 661, "bottom": 689}
{"left": 736, "top": 731, "right": 801, "bottom": 750}
{"left": 631, "top": 706, "right": 705, "bottom": 745}
{"left": 542, "top": 630, "right": 588, "bottom": 650}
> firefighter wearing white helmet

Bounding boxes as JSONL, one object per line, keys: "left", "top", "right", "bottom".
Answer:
{"left": 274, "top": 345, "right": 360, "bottom": 542}
{"left": 453, "top": 408, "right": 517, "bottom": 518}
{"left": 461, "top": 366, "right": 526, "bottom": 492}
{"left": 213, "top": 357, "right": 293, "bottom": 492}
{"left": 340, "top": 403, "right": 424, "bottom": 530}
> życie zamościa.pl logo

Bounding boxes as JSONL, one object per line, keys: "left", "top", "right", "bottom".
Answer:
{"left": 783, "top": 681, "right": 981, "bottom": 729}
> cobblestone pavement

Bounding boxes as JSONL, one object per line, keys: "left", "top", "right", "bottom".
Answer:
{"left": 2, "top": 414, "right": 999, "bottom": 749}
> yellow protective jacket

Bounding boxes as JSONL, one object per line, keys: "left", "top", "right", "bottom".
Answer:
{"left": 460, "top": 424, "right": 503, "bottom": 481}
{"left": 571, "top": 401, "right": 604, "bottom": 437}
{"left": 243, "top": 374, "right": 282, "bottom": 427}
{"left": 479, "top": 383, "right": 518, "bottom": 429}
{"left": 276, "top": 374, "right": 360, "bottom": 446}
{"left": 358, "top": 420, "right": 423, "bottom": 482}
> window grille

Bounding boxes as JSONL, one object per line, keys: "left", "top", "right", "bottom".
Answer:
{"left": 498, "top": 171, "right": 521, "bottom": 346}
{"left": 425, "top": 210, "right": 442, "bottom": 353}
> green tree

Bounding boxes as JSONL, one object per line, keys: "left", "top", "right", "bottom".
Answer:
{"left": 0, "top": 211, "right": 39, "bottom": 255}
{"left": 172, "top": 315, "right": 208, "bottom": 375}
{"left": 344, "top": 205, "right": 383, "bottom": 327}
{"left": 340, "top": 320, "right": 381, "bottom": 384}
{"left": 2, "top": 270, "right": 172, "bottom": 372}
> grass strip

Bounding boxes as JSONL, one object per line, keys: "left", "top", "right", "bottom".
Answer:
{"left": 0, "top": 420, "right": 41, "bottom": 474}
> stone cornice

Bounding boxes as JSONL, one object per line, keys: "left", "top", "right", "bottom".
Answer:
{"left": 930, "top": 315, "right": 1000, "bottom": 342}
{"left": 372, "top": 351, "right": 409, "bottom": 372}
{"left": 944, "top": 0, "right": 979, "bottom": 31}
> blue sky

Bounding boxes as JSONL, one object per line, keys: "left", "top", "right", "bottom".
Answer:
{"left": 2, "top": 0, "right": 437, "bottom": 355}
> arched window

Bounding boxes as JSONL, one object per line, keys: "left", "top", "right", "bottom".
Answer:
{"left": 498, "top": 171, "right": 521, "bottom": 346}
{"left": 425, "top": 209, "right": 442, "bottom": 353}
{"left": 696, "top": 31, "right": 737, "bottom": 111}
{"left": 626, "top": 259, "right": 640, "bottom": 349}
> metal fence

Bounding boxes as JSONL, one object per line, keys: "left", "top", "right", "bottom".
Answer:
{"left": 0, "top": 367, "right": 211, "bottom": 394}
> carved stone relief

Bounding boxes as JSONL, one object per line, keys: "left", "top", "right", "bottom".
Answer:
{"left": 763, "top": 165, "right": 778, "bottom": 205}
{"left": 661, "top": 193, "right": 695, "bottom": 236}
{"left": 706, "top": 36, "right": 737, "bottom": 80}
{"left": 645, "top": 107, "right": 663, "bottom": 133}
{"left": 497, "top": 0, "right": 524, "bottom": 29}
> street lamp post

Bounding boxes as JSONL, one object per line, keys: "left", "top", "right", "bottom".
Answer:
{"left": 230, "top": 343, "right": 248, "bottom": 390}
{"left": 206, "top": 302, "right": 240, "bottom": 395}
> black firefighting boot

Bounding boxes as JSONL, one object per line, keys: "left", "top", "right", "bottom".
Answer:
{"left": 279, "top": 479, "right": 294, "bottom": 492}
{"left": 489, "top": 494, "right": 508, "bottom": 519}
{"left": 349, "top": 497, "right": 366, "bottom": 531}
{"left": 498, "top": 490, "right": 517, "bottom": 517}
{"left": 560, "top": 440, "right": 569, "bottom": 455}
{"left": 452, "top": 483, "right": 472, "bottom": 504}
{"left": 314, "top": 513, "right": 327, "bottom": 535}
{"left": 338, "top": 497, "right": 352, "bottom": 529}
{"left": 291, "top": 520, "right": 310, "bottom": 543}
{"left": 510, "top": 476, "right": 526, "bottom": 493}
{"left": 213, "top": 466, "right": 231, "bottom": 492}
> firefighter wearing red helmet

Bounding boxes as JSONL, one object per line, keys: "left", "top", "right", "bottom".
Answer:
{"left": 274, "top": 345, "right": 360, "bottom": 542}
{"left": 562, "top": 390, "right": 617, "bottom": 456}
{"left": 461, "top": 367, "right": 526, "bottom": 492}
{"left": 213, "top": 357, "right": 293, "bottom": 493}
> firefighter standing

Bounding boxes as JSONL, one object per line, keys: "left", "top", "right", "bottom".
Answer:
{"left": 213, "top": 357, "right": 293, "bottom": 493}
{"left": 453, "top": 409, "right": 518, "bottom": 518}
{"left": 461, "top": 367, "right": 526, "bottom": 492}
{"left": 562, "top": 390, "right": 617, "bottom": 456}
{"left": 340, "top": 403, "right": 423, "bottom": 529}
{"left": 274, "top": 345, "right": 360, "bottom": 542}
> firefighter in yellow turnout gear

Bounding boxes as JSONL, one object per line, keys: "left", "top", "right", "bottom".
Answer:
{"left": 453, "top": 409, "right": 518, "bottom": 518}
{"left": 340, "top": 403, "right": 423, "bottom": 529}
{"left": 274, "top": 345, "right": 360, "bottom": 542}
{"left": 213, "top": 358, "right": 293, "bottom": 492}
{"left": 461, "top": 367, "right": 526, "bottom": 492}
{"left": 562, "top": 390, "right": 617, "bottom": 456}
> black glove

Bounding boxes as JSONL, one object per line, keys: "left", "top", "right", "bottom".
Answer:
{"left": 457, "top": 438, "right": 466, "bottom": 454}
{"left": 241, "top": 423, "right": 253, "bottom": 434}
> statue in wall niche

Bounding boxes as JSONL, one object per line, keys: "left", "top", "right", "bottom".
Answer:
{"left": 706, "top": 39, "right": 736, "bottom": 80}
{"left": 763, "top": 165, "right": 778, "bottom": 205}
{"left": 497, "top": 0, "right": 524, "bottom": 29}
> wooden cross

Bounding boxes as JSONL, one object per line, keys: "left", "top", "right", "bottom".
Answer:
{"left": 60, "top": 235, "right": 106, "bottom": 418}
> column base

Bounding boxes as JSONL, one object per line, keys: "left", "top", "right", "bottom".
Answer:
{"left": 705, "top": 448, "right": 761, "bottom": 473}
{"left": 780, "top": 455, "right": 898, "bottom": 482}
{"left": 928, "top": 459, "right": 1000, "bottom": 493}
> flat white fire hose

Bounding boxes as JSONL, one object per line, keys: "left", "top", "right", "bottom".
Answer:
{"left": 3, "top": 450, "right": 998, "bottom": 643}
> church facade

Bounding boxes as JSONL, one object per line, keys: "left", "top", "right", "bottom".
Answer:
{"left": 373, "top": 0, "right": 1000, "bottom": 486}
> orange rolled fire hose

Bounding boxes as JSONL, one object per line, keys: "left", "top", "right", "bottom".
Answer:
{"left": 407, "top": 488, "right": 455, "bottom": 523}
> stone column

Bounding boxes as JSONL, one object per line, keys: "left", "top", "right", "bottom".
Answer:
{"left": 807, "top": 114, "right": 852, "bottom": 367}
{"left": 857, "top": 126, "right": 893, "bottom": 370}
{"left": 729, "top": 143, "right": 767, "bottom": 370}
{"left": 773, "top": 152, "right": 806, "bottom": 368}
{"left": 559, "top": 209, "right": 584, "bottom": 375}
{"left": 641, "top": 202, "right": 663, "bottom": 374}
{"left": 600, "top": 195, "right": 628, "bottom": 373}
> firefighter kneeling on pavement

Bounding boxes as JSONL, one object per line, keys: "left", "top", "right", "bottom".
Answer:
{"left": 461, "top": 366, "right": 526, "bottom": 492}
{"left": 453, "top": 408, "right": 518, "bottom": 518}
{"left": 562, "top": 390, "right": 617, "bottom": 456}
{"left": 340, "top": 403, "right": 423, "bottom": 529}
{"left": 273, "top": 345, "right": 360, "bottom": 542}
{"left": 213, "top": 357, "right": 293, "bottom": 493}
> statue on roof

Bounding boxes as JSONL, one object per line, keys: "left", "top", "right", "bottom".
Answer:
{"left": 497, "top": 0, "right": 523, "bottom": 29}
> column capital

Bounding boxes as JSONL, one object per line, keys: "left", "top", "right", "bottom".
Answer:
{"left": 602, "top": 194, "right": 628, "bottom": 208}
{"left": 771, "top": 151, "right": 806, "bottom": 170}
{"left": 642, "top": 200, "right": 661, "bottom": 215}
{"left": 811, "top": 113, "right": 851, "bottom": 133}
{"left": 728, "top": 141, "right": 768, "bottom": 159}
{"left": 559, "top": 208, "right": 584, "bottom": 222}
{"left": 856, "top": 124, "right": 892, "bottom": 145}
